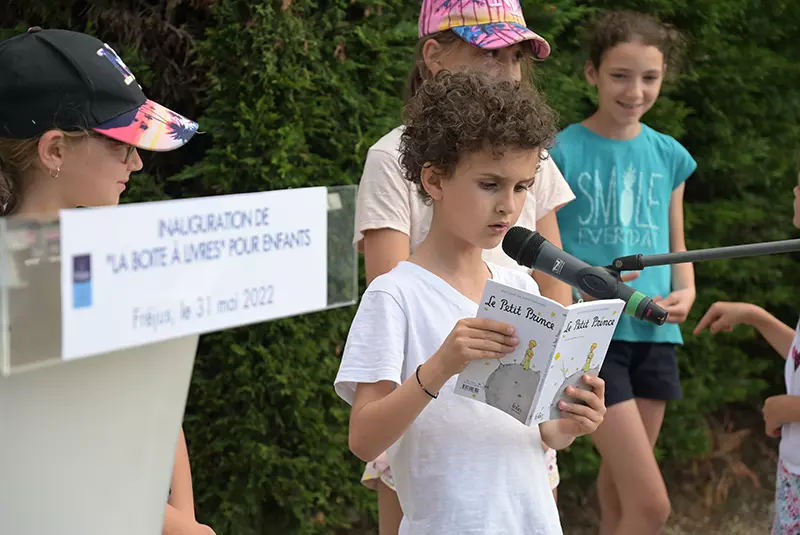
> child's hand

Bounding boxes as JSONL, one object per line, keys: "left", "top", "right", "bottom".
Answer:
{"left": 763, "top": 394, "right": 798, "bottom": 438}
{"left": 693, "top": 301, "right": 758, "bottom": 335}
{"left": 620, "top": 271, "right": 641, "bottom": 284}
{"left": 653, "top": 287, "right": 696, "bottom": 324}
{"left": 432, "top": 318, "right": 518, "bottom": 377}
{"left": 555, "top": 374, "right": 607, "bottom": 438}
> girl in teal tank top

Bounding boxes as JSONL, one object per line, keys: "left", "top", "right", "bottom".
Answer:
{"left": 549, "top": 11, "right": 697, "bottom": 535}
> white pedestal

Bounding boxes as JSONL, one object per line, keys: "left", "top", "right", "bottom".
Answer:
{"left": 0, "top": 186, "right": 357, "bottom": 534}
{"left": 0, "top": 335, "right": 198, "bottom": 535}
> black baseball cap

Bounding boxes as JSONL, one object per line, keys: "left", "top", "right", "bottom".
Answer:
{"left": 0, "top": 27, "right": 198, "bottom": 151}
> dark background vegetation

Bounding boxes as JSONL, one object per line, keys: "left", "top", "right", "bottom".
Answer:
{"left": 3, "top": 0, "right": 799, "bottom": 532}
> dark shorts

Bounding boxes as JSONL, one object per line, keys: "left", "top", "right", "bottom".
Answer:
{"left": 598, "top": 341, "right": 682, "bottom": 408}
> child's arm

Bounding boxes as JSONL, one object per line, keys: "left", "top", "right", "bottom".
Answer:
{"left": 163, "top": 506, "right": 216, "bottom": 535}
{"left": 694, "top": 302, "right": 795, "bottom": 359}
{"left": 162, "top": 428, "right": 216, "bottom": 535}
{"left": 695, "top": 302, "right": 798, "bottom": 438}
{"left": 168, "top": 428, "right": 195, "bottom": 517}
{"left": 751, "top": 308, "right": 796, "bottom": 358}
{"left": 363, "top": 229, "right": 410, "bottom": 286}
{"left": 356, "top": 145, "right": 413, "bottom": 286}
{"left": 763, "top": 395, "right": 800, "bottom": 437}
{"left": 654, "top": 183, "right": 696, "bottom": 323}
{"left": 349, "top": 317, "right": 518, "bottom": 462}
{"left": 350, "top": 368, "right": 448, "bottom": 462}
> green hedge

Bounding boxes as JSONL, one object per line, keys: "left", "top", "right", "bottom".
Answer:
{"left": 3, "top": 0, "right": 800, "bottom": 532}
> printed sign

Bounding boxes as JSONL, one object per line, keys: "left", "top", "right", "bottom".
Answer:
{"left": 60, "top": 187, "right": 328, "bottom": 361}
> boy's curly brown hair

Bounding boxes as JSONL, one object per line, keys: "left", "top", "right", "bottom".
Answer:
{"left": 399, "top": 69, "right": 557, "bottom": 203}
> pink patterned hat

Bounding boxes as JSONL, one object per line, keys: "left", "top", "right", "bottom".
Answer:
{"left": 0, "top": 28, "right": 197, "bottom": 150}
{"left": 419, "top": 0, "right": 551, "bottom": 59}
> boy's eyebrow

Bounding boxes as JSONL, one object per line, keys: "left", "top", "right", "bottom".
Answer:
{"left": 480, "top": 173, "right": 537, "bottom": 183}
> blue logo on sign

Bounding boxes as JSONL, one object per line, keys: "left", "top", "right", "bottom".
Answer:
{"left": 72, "top": 254, "right": 92, "bottom": 309}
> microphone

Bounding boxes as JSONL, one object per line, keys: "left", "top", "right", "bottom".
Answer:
{"left": 502, "top": 227, "right": 668, "bottom": 326}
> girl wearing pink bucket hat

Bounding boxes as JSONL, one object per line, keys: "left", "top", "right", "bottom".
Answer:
{"left": 352, "top": 1, "right": 575, "bottom": 533}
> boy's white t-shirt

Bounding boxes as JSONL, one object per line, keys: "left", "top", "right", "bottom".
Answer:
{"left": 780, "top": 318, "right": 800, "bottom": 474}
{"left": 353, "top": 126, "right": 576, "bottom": 271}
{"left": 334, "top": 261, "right": 563, "bottom": 535}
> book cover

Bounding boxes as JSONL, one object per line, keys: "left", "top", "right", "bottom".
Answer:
{"left": 454, "top": 279, "right": 624, "bottom": 426}
{"left": 526, "top": 299, "right": 624, "bottom": 425}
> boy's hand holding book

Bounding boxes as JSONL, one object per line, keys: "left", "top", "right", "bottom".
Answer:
{"left": 540, "top": 374, "right": 606, "bottom": 449}
{"left": 554, "top": 374, "right": 606, "bottom": 435}
{"left": 420, "top": 318, "right": 519, "bottom": 395}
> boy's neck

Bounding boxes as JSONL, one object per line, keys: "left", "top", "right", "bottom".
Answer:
{"left": 410, "top": 220, "right": 490, "bottom": 287}
{"left": 582, "top": 111, "right": 642, "bottom": 141}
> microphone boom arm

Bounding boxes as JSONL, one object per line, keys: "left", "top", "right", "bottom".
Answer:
{"left": 609, "top": 238, "right": 800, "bottom": 272}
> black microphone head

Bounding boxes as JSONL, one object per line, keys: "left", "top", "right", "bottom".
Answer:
{"left": 502, "top": 226, "right": 545, "bottom": 268}
{"left": 642, "top": 299, "right": 669, "bottom": 326}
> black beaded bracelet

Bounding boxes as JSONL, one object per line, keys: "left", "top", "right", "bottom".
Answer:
{"left": 415, "top": 364, "right": 438, "bottom": 399}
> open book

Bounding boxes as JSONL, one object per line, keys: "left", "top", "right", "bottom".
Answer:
{"left": 454, "top": 279, "right": 625, "bottom": 426}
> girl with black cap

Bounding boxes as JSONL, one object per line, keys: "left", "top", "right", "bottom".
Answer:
{"left": 0, "top": 27, "right": 212, "bottom": 535}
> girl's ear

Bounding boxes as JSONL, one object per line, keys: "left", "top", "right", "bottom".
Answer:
{"left": 584, "top": 59, "right": 599, "bottom": 86}
{"left": 420, "top": 164, "right": 445, "bottom": 202}
{"left": 37, "top": 130, "right": 68, "bottom": 176}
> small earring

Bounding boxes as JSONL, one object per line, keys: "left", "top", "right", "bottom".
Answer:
{"left": 50, "top": 167, "right": 60, "bottom": 179}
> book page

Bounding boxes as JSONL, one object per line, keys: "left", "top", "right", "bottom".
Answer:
{"left": 454, "top": 279, "right": 568, "bottom": 425}
{"left": 527, "top": 299, "right": 625, "bottom": 425}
